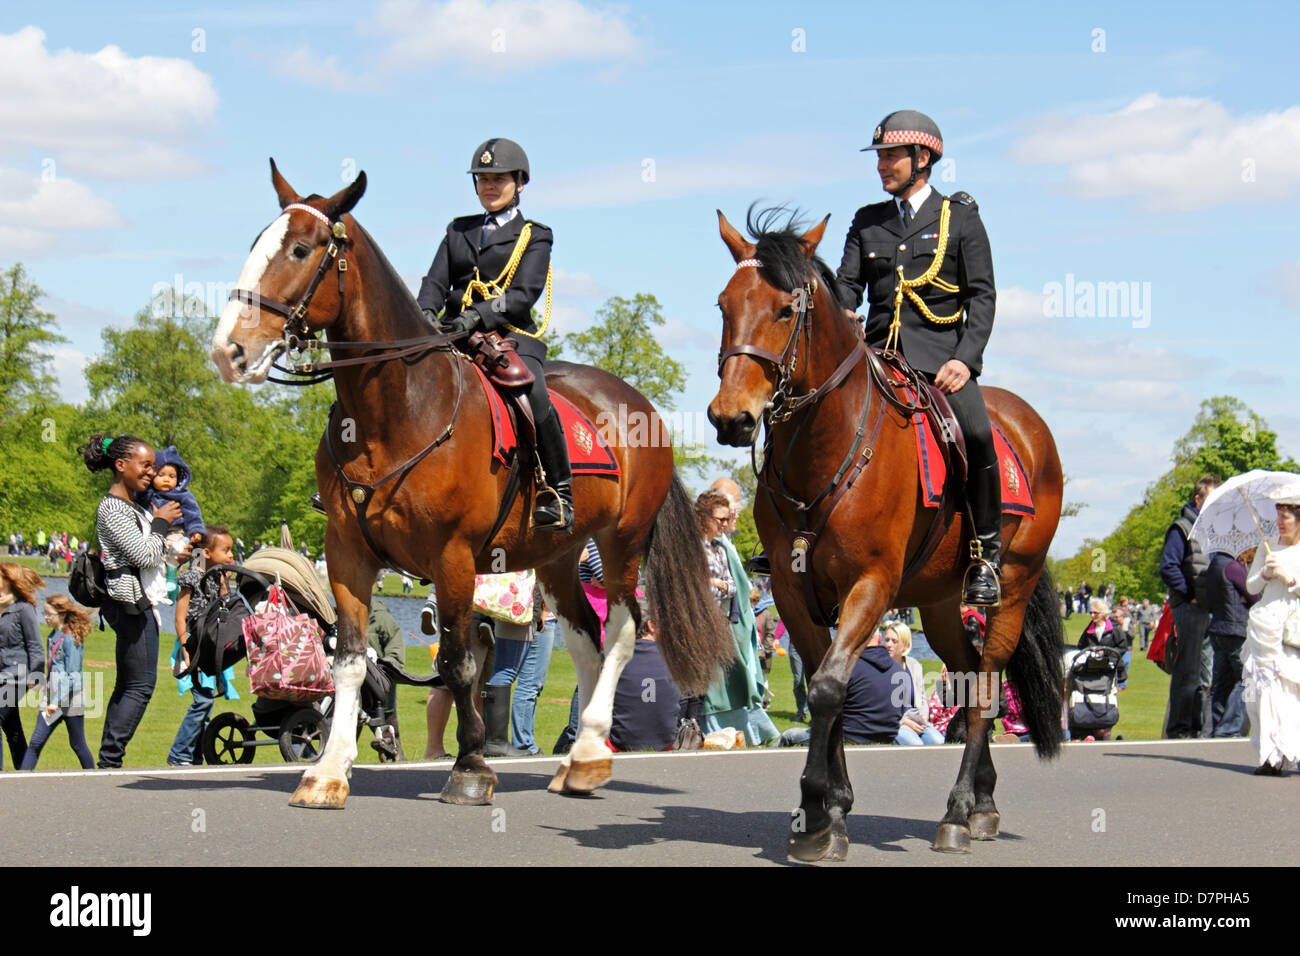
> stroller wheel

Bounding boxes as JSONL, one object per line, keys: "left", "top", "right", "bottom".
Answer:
{"left": 279, "top": 708, "right": 330, "bottom": 763}
{"left": 204, "top": 713, "right": 256, "bottom": 765}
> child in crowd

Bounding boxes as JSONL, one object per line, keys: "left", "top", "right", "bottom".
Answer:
{"left": 166, "top": 526, "right": 239, "bottom": 767}
{"left": 146, "top": 446, "right": 206, "bottom": 549}
{"left": 20, "top": 596, "right": 95, "bottom": 769}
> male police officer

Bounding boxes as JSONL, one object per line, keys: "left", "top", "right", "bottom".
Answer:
{"left": 836, "top": 111, "right": 1002, "bottom": 606}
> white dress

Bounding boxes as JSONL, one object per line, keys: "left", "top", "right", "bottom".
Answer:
{"left": 1243, "top": 544, "right": 1300, "bottom": 769}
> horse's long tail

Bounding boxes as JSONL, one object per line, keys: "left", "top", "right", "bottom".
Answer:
{"left": 1006, "top": 567, "right": 1066, "bottom": 760}
{"left": 643, "top": 471, "right": 736, "bottom": 697}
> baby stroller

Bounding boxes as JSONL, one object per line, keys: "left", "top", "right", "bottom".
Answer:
{"left": 1066, "top": 645, "right": 1126, "bottom": 741}
{"left": 187, "top": 548, "right": 437, "bottom": 764}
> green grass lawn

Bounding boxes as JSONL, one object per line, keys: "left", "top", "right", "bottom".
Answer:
{"left": 9, "top": 612, "right": 1170, "bottom": 771}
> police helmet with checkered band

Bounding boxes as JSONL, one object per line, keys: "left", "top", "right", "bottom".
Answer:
{"left": 860, "top": 110, "right": 944, "bottom": 164}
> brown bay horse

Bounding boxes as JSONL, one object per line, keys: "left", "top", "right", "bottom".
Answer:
{"left": 708, "top": 207, "right": 1066, "bottom": 861}
{"left": 211, "top": 161, "right": 731, "bottom": 808}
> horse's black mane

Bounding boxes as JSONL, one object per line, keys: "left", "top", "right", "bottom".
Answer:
{"left": 744, "top": 204, "right": 843, "bottom": 311}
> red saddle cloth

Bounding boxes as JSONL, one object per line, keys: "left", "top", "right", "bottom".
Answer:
{"left": 468, "top": 362, "right": 621, "bottom": 477}
{"left": 913, "top": 412, "right": 1034, "bottom": 515}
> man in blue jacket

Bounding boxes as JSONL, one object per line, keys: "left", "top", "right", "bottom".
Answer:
{"left": 1159, "top": 475, "right": 1219, "bottom": 738}
{"left": 781, "top": 630, "right": 906, "bottom": 746}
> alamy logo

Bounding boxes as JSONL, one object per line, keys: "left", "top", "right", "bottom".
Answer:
{"left": 49, "top": 886, "right": 151, "bottom": 936}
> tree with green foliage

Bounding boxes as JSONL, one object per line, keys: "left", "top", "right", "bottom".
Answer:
{"left": 1053, "top": 396, "right": 1298, "bottom": 600}
{"left": 0, "top": 263, "right": 67, "bottom": 423}
{"left": 561, "top": 294, "right": 686, "bottom": 409}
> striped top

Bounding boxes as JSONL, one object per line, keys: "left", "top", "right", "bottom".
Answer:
{"left": 96, "top": 494, "right": 168, "bottom": 607}
{"left": 578, "top": 538, "right": 603, "bottom": 585}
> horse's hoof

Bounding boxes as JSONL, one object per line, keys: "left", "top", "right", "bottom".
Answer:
{"left": 788, "top": 822, "right": 833, "bottom": 863}
{"left": 563, "top": 756, "right": 612, "bottom": 794}
{"left": 827, "top": 820, "right": 850, "bottom": 862}
{"left": 969, "top": 811, "right": 1000, "bottom": 840}
{"left": 932, "top": 823, "right": 972, "bottom": 853}
{"left": 289, "top": 775, "right": 348, "bottom": 809}
{"left": 439, "top": 768, "right": 497, "bottom": 805}
{"left": 547, "top": 762, "right": 570, "bottom": 794}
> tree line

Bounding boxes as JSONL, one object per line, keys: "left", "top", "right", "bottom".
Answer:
{"left": 0, "top": 264, "right": 735, "bottom": 554}
{"left": 1049, "top": 396, "right": 1298, "bottom": 601}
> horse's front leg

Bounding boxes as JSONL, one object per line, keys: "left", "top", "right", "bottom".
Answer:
{"left": 436, "top": 555, "right": 498, "bottom": 805}
{"left": 788, "top": 574, "right": 887, "bottom": 863}
{"left": 290, "top": 540, "right": 376, "bottom": 809}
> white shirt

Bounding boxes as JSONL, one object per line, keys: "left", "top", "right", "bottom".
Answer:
{"left": 898, "top": 183, "right": 933, "bottom": 221}
{"left": 482, "top": 206, "right": 520, "bottom": 232}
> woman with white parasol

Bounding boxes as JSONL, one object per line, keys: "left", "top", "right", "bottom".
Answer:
{"left": 1193, "top": 472, "right": 1300, "bottom": 773}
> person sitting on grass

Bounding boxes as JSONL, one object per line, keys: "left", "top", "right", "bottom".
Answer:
{"left": 780, "top": 629, "right": 905, "bottom": 747}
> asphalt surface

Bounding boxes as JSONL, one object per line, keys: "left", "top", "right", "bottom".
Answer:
{"left": 4, "top": 739, "right": 1295, "bottom": 866}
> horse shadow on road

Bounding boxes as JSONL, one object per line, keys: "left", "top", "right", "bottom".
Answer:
{"left": 537, "top": 805, "right": 1000, "bottom": 865}
{"left": 117, "top": 766, "right": 684, "bottom": 801}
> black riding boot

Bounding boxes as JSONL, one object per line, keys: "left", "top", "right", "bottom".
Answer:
{"left": 963, "top": 462, "right": 1003, "bottom": 607}
{"left": 533, "top": 410, "right": 573, "bottom": 532}
{"left": 482, "top": 685, "right": 528, "bottom": 757}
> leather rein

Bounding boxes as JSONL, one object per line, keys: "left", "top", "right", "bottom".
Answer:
{"left": 719, "top": 258, "right": 941, "bottom": 626}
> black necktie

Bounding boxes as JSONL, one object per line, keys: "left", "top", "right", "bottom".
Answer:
{"left": 899, "top": 201, "right": 912, "bottom": 228}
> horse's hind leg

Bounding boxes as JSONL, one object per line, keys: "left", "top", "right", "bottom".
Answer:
{"left": 536, "top": 554, "right": 603, "bottom": 794}
{"left": 919, "top": 599, "right": 984, "bottom": 851}
{"left": 968, "top": 589, "right": 1031, "bottom": 840}
{"left": 290, "top": 533, "right": 377, "bottom": 809}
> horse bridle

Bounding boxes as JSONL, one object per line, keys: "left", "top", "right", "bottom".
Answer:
{"left": 226, "top": 203, "right": 459, "bottom": 385}
{"left": 715, "top": 259, "right": 819, "bottom": 424}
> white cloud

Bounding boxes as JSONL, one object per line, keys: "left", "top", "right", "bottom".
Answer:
{"left": 50, "top": 347, "right": 92, "bottom": 405}
{"left": 368, "top": 0, "right": 644, "bottom": 71}
{"left": 551, "top": 268, "right": 610, "bottom": 299}
{"left": 0, "top": 26, "right": 217, "bottom": 180}
{"left": 272, "top": 46, "right": 369, "bottom": 92}
{"left": 0, "top": 167, "right": 125, "bottom": 257}
{"left": 1012, "top": 93, "right": 1300, "bottom": 211}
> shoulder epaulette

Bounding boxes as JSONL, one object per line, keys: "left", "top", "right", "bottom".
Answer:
{"left": 948, "top": 191, "right": 977, "bottom": 210}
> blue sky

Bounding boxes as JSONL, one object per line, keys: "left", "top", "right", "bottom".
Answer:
{"left": 3, "top": 0, "right": 1297, "bottom": 557}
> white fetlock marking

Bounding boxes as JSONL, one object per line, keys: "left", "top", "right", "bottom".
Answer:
{"left": 572, "top": 601, "right": 636, "bottom": 761}
{"left": 315, "top": 653, "right": 365, "bottom": 780}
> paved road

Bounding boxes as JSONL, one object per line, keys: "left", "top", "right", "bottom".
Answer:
{"left": 4, "top": 739, "right": 1295, "bottom": 866}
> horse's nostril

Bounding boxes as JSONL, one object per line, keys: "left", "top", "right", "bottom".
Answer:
{"left": 230, "top": 343, "right": 246, "bottom": 368}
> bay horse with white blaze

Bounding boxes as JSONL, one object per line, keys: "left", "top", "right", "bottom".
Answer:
{"left": 211, "top": 161, "right": 732, "bottom": 808}
{"left": 708, "top": 208, "right": 1065, "bottom": 861}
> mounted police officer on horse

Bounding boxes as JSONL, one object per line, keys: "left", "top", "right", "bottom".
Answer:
{"left": 835, "top": 110, "right": 1003, "bottom": 606}
{"left": 417, "top": 138, "right": 573, "bottom": 532}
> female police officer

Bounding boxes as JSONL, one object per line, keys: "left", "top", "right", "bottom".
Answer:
{"left": 417, "top": 138, "right": 572, "bottom": 532}
{"left": 835, "top": 111, "right": 1002, "bottom": 606}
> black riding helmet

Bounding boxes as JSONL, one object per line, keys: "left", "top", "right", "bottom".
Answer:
{"left": 860, "top": 110, "right": 943, "bottom": 191}
{"left": 468, "top": 138, "right": 530, "bottom": 187}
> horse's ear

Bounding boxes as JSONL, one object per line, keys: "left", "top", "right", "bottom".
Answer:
{"left": 323, "top": 171, "right": 367, "bottom": 221}
{"left": 270, "top": 158, "right": 301, "bottom": 209}
{"left": 799, "top": 214, "right": 832, "bottom": 256}
{"left": 717, "top": 210, "right": 751, "bottom": 263}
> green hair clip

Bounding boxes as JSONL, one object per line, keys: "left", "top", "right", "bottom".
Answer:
{"left": 101, "top": 437, "right": 113, "bottom": 454}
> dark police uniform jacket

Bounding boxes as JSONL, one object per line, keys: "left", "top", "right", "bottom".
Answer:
{"left": 835, "top": 189, "right": 995, "bottom": 377}
{"left": 416, "top": 212, "right": 552, "bottom": 364}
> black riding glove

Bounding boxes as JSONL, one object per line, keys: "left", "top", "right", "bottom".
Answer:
{"left": 442, "top": 312, "right": 478, "bottom": 336}
{"left": 421, "top": 308, "right": 439, "bottom": 326}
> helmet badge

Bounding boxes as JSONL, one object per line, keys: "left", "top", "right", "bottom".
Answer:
{"left": 873, "top": 126, "right": 883, "bottom": 143}
{"left": 480, "top": 150, "right": 493, "bottom": 165}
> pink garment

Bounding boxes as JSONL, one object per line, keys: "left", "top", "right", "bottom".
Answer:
{"left": 928, "top": 694, "right": 959, "bottom": 734}
{"left": 1002, "top": 679, "right": 1028, "bottom": 735}
{"left": 579, "top": 583, "right": 645, "bottom": 649}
